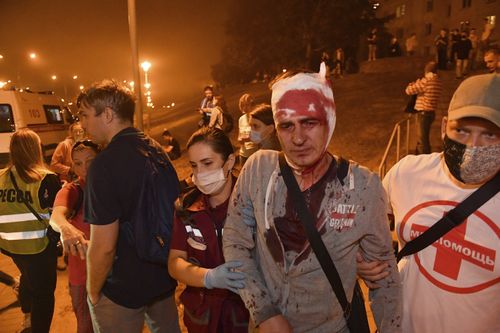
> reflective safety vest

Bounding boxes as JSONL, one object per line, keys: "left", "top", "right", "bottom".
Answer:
{"left": 0, "top": 168, "right": 52, "bottom": 254}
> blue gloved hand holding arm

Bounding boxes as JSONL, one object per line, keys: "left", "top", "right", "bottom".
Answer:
{"left": 204, "top": 260, "right": 245, "bottom": 293}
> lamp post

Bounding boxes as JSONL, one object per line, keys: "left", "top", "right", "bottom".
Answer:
{"left": 141, "top": 61, "right": 152, "bottom": 133}
{"left": 127, "top": 0, "right": 144, "bottom": 130}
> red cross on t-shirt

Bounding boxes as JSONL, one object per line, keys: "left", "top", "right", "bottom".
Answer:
{"left": 411, "top": 219, "right": 496, "bottom": 280}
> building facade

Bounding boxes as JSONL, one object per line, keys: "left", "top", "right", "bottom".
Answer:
{"left": 376, "top": 0, "right": 499, "bottom": 56}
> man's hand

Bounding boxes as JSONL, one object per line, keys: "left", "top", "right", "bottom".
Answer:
{"left": 356, "top": 251, "right": 389, "bottom": 289}
{"left": 259, "top": 315, "right": 293, "bottom": 333}
{"left": 60, "top": 223, "right": 88, "bottom": 260}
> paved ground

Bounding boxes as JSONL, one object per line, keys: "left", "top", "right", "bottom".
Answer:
{"left": 0, "top": 57, "right": 483, "bottom": 332}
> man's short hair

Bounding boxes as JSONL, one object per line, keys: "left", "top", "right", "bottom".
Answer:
{"left": 203, "top": 85, "right": 214, "bottom": 92}
{"left": 77, "top": 79, "right": 135, "bottom": 123}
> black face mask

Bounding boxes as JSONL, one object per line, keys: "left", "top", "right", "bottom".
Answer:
{"left": 443, "top": 135, "right": 466, "bottom": 182}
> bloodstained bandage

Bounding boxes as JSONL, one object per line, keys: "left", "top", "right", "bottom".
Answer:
{"left": 275, "top": 89, "right": 335, "bottom": 123}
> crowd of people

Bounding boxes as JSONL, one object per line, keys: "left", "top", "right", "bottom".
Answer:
{"left": 0, "top": 48, "right": 498, "bottom": 333}
{"left": 366, "top": 17, "right": 497, "bottom": 81}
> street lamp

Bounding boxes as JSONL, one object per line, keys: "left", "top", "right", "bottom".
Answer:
{"left": 141, "top": 61, "right": 151, "bottom": 73}
{"left": 51, "top": 75, "right": 57, "bottom": 80}
{"left": 140, "top": 61, "right": 152, "bottom": 133}
{"left": 29, "top": 52, "right": 37, "bottom": 60}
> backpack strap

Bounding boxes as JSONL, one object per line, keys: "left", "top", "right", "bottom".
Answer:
{"left": 336, "top": 157, "right": 349, "bottom": 186}
{"left": 278, "top": 153, "right": 369, "bottom": 332}
{"left": 397, "top": 172, "right": 500, "bottom": 262}
{"left": 9, "top": 171, "right": 45, "bottom": 225}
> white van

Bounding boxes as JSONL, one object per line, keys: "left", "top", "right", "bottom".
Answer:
{"left": 0, "top": 89, "right": 73, "bottom": 167}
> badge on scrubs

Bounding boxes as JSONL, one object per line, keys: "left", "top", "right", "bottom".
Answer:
{"left": 185, "top": 225, "right": 207, "bottom": 251}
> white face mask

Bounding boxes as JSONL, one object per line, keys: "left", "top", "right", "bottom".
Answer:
{"left": 250, "top": 130, "right": 263, "bottom": 144}
{"left": 192, "top": 168, "right": 227, "bottom": 195}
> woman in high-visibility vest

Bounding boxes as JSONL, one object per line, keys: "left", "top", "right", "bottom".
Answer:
{"left": 0, "top": 128, "right": 61, "bottom": 333}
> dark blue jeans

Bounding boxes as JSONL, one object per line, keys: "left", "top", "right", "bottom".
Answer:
{"left": 5, "top": 241, "right": 57, "bottom": 333}
{"left": 416, "top": 111, "right": 435, "bottom": 154}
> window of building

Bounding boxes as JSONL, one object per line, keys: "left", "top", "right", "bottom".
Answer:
{"left": 396, "top": 4, "right": 406, "bottom": 17}
{"left": 426, "top": 0, "right": 434, "bottom": 12}
{"left": 485, "top": 16, "right": 496, "bottom": 25}
{"left": 425, "top": 23, "right": 432, "bottom": 36}
{"left": 462, "top": 0, "right": 472, "bottom": 8}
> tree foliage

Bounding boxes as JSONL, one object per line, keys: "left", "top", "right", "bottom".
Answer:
{"left": 212, "top": 0, "right": 380, "bottom": 85}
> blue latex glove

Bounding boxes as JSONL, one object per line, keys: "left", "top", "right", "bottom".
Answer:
{"left": 204, "top": 261, "right": 246, "bottom": 293}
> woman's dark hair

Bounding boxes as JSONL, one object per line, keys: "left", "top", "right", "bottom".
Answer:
{"left": 71, "top": 140, "right": 101, "bottom": 158}
{"left": 250, "top": 104, "right": 274, "bottom": 126}
{"left": 186, "top": 127, "right": 233, "bottom": 161}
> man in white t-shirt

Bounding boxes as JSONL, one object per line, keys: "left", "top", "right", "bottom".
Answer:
{"left": 358, "top": 73, "right": 500, "bottom": 333}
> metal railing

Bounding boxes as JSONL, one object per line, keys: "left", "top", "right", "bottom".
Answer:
{"left": 378, "top": 114, "right": 415, "bottom": 178}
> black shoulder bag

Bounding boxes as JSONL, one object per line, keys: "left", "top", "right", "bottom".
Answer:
{"left": 397, "top": 172, "right": 500, "bottom": 262}
{"left": 404, "top": 94, "right": 417, "bottom": 114}
{"left": 278, "top": 154, "right": 370, "bottom": 333}
{"left": 9, "top": 172, "right": 62, "bottom": 252}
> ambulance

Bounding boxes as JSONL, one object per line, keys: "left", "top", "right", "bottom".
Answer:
{"left": 0, "top": 89, "right": 73, "bottom": 167}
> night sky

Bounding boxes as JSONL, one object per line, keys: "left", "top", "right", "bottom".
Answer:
{"left": 0, "top": 0, "right": 230, "bottom": 103}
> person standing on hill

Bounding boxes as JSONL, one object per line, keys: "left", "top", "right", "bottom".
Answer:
{"left": 405, "top": 33, "right": 418, "bottom": 56}
{"left": 389, "top": 37, "right": 402, "bottom": 57}
{"left": 455, "top": 32, "right": 473, "bottom": 79}
{"left": 468, "top": 28, "right": 479, "bottom": 70}
{"left": 237, "top": 93, "right": 258, "bottom": 165}
{"left": 367, "top": 28, "right": 377, "bottom": 61}
{"left": 435, "top": 29, "right": 448, "bottom": 70}
{"left": 405, "top": 61, "right": 443, "bottom": 154}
